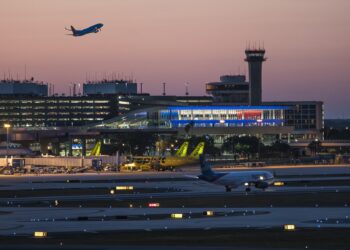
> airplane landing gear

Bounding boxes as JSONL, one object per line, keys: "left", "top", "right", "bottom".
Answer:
{"left": 225, "top": 186, "right": 232, "bottom": 192}
{"left": 245, "top": 187, "right": 251, "bottom": 192}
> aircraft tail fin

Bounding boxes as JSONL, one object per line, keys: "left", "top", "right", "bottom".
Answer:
{"left": 199, "top": 154, "right": 214, "bottom": 176}
{"left": 89, "top": 141, "right": 101, "bottom": 156}
{"left": 175, "top": 141, "right": 189, "bottom": 158}
{"left": 70, "top": 25, "right": 77, "bottom": 35}
{"left": 189, "top": 142, "right": 205, "bottom": 159}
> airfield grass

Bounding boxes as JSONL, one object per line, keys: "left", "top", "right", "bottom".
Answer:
{"left": 1, "top": 228, "right": 350, "bottom": 249}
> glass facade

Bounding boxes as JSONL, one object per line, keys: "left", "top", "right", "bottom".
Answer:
{"left": 0, "top": 95, "right": 117, "bottom": 127}
{"left": 161, "top": 106, "right": 288, "bottom": 128}
{"left": 93, "top": 106, "right": 289, "bottom": 130}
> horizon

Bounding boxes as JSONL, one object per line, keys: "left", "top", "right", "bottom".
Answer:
{"left": 1, "top": 0, "right": 350, "bottom": 118}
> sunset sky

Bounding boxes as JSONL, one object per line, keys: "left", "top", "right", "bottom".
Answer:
{"left": 1, "top": 0, "right": 350, "bottom": 118}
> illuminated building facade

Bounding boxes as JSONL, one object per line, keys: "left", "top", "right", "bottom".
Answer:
{"left": 95, "top": 103, "right": 322, "bottom": 145}
{"left": 0, "top": 94, "right": 214, "bottom": 128}
{"left": 160, "top": 106, "right": 287, "bottom": 128}
{"left": 0, "top": 95, "right": 118, "bottom": 127}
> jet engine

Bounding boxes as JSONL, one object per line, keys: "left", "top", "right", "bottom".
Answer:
{"left": 255, "top": 181, "right": 269, "bottom": 189}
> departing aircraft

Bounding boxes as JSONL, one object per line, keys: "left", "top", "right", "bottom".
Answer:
{"left": 65, "top": 23, "right": 104, "bottom": 37}
{"left": 198, "top": 155, "right": 274, "bottom": 192}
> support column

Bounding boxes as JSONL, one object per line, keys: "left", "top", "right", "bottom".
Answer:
{"left": 68, "top": 137, "right": 73, "bottom": 156}
{"left": 39, "top": 138, "right": 50, "bottom": 155}
{"left": 82, "top": 138, "right": 87, "bottom": 156}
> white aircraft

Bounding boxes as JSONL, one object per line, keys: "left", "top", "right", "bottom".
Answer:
{"left": 198, "top": 155, "right": 274, "bottom": 192}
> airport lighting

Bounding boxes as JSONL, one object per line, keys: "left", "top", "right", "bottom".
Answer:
{"left": 148, "top": 203, "right": 160, "bottom": 208}
{"left": 171, "top": 213, "right": 183, "bottom": 219}
{"left": 34, "top": 231, "right": 47, "bottom": 238}
{"left": 203, "top": 211, "right": 214, "bottom": 216}
{"left": 116, "top": 186, "right": 134, "bottom": 190}
{"left": 284, "top": 224, "right": 296, "bottom": 231}
{"left": 274, "top": 182, "right": 285, "bottom": 186}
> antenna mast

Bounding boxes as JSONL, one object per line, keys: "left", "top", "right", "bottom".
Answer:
{"left": 162, "top": 82, "right": 166, "bottom": 96}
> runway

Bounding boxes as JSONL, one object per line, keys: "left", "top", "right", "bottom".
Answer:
{"left": 1, "top": 185, "right": 350, "bottom": 204}
{"left": 0, "top": 206, "right": 349, "bottom": 236}
{"left": 1, "top": 164, "right": 350, "bottom": 237}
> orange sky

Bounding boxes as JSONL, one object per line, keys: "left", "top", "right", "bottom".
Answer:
{"left": 1, "top": 0, "right": 350, "bottom": 118}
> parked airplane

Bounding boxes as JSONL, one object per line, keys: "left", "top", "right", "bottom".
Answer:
{"left": 157, "top": 142, "right": 205, "bottom": 170}
{"left": 65, "top": 23, "right": 104, "bottom": 37}
{"left": 198, "top": 155, "right": 274, "bottom": 192}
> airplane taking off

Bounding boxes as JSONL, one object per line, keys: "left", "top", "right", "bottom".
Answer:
{"left": 65, "top": 23, "right": 104, "bottom": 37}
{"left": 198, "top": 155, "right": 274, "bottom": 192}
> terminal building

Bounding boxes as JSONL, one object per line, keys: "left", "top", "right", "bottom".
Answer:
{"left": 92, "top": 103, "right": 322, "bottom": 146}
{"left": 206, "top": 75, "right": 249, "bottom": 104}
{"left": 0, "top": 48, "right": 324, "bottom": 156}
{"left": 206, "top": 48, "right": 266, "bottom": 106}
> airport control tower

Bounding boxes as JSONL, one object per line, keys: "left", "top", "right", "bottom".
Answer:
{"left": 245, "top": 48, "right": 266, "bottom": 106}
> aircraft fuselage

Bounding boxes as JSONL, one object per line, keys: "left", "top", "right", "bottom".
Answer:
{"left": 71, "top": 23, "right": 104, "bottom": 37}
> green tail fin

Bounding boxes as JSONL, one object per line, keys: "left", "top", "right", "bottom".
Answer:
{"left": 89, "top": 141, "right": 101, "bottom": 156}
{"left": 175, "top": 141, "right": 189, "bottom": 157}
{"left": 189, "top": 142, "right": 205, "bottom": 159}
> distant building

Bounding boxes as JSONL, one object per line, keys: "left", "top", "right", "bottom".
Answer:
{"left": 0, "top": 80, "right": 48, "bottom": 96}
{"left": 206, "top": 75, "right": 249, "bottom": 104}
{"left": 0, "top": 47, "right": 326, "bottom": 156}
{"left": 118, "top": 95, "right": 213, "bottom": 113}
{"left": 264, "top": 101, "right": 324, "bottom": 141}
{"left": 0, "top": 93, "right": 214, "bottom": 128}
{"left": 93, "top": 103, "right": 323, "bottom": 145}
{"left": 206, "top": 48, "right": 266, "bottom": 106}
{"left": 0, "top": 95, "right": 118, "bottom": 127}
{"left": 83, "top": 80, "right": 137, "bottom": 95}
{"left": 245, "top": 48, "right": 266, "bottom": 105}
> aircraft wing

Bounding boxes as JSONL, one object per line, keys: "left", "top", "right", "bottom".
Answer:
{"left": 183, "top": 174, "right": 199, "bottom": 179}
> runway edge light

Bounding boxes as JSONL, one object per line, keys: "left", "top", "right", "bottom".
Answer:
{"left": 203, "top": 211, "right": 214, "bottom": 216}
{"left": 171, "top": 213, "right": 183, "bottom": 219}
{"left": 284, "top": 224, "right": 296, "bottom": 231}
{"left": 116, "top": 186, "right": 134, "bottom": 190}
{"left": 148, "top": 203, "right": 160, "bottom": 208}
{"left": 34, "top": 231, "right": 47, "bottom": 238}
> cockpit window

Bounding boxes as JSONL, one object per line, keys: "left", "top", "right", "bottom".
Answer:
{"left": 252, "top": 173, "right": 272, "bottom": 180}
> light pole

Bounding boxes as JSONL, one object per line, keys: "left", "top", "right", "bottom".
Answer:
{"left": 4, "top": 124, "right": 11, "bottom": 167}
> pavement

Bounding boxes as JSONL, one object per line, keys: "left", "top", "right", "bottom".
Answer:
{"left": 0, "top": 207, "right": 349, "bottom": 236}
{"left": 0, "top": 164, "right": 350, "bottom": 236}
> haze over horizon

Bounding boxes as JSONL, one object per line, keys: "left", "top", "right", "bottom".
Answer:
{"left": 1, "top": 0, "right": 350, "bottom": 118}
